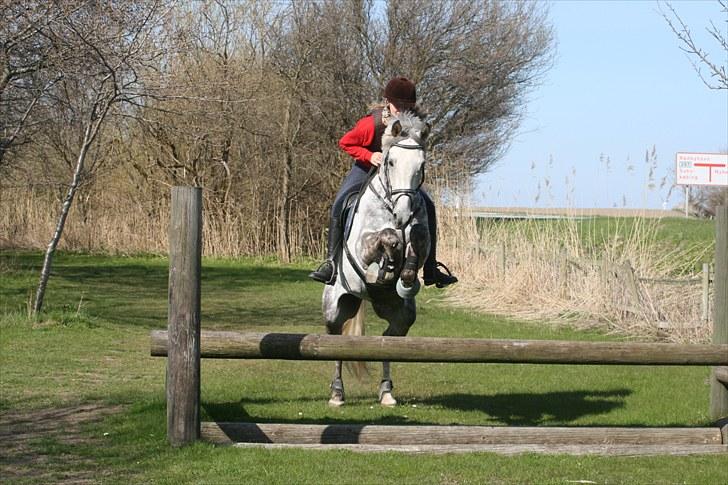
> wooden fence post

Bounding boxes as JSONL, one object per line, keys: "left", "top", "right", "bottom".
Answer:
{"left": 497, "top": 243, "right": 506, "bottom": 279}
{"left": 711, "top": 205, "right": 728, "bottom": 421}
{"left": 702, "top": 263, "right": 710, "bottom": 323}
{"left": 559, "top": 246, "right": 568, "bottom": 298}
{"left": 600, "top": 258, "right": 610, "bottom": 290}
{"left": 622, "top": 261, "right": 643, "bottom": 313}
{"left": 167, "top": 187, "right": 202, "bottom": 446}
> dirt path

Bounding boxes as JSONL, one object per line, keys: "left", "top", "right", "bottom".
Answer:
{"left": 0, "top": 403, "right": 122, "bottom": 484}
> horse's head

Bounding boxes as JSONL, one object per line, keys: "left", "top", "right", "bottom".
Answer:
{"left": 380, "top": 112, "right": 430, "bottom": 228}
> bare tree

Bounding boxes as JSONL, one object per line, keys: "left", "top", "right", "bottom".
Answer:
{"left": 31, "top": 1, "right": 171, "bottom": 314}
{"left": 691, "top": 185, "right": 728, "bottom": 217}
{"left": 0, "top": 2, "right": 71, "bottom": 167}
{"left": 1, "top": 0, "right": 555, "bottom": 262}
{"left": 381, "top": 0, "right": 555, "bottom": 175}
{"left": 659, "top": 0, "right": 728, "bottom": 90}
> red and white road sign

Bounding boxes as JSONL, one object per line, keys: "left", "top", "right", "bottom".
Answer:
{"left": 676, "top": 152, "right": 728, "bottom": 186}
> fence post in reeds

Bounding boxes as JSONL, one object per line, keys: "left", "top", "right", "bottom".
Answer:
{"left": 600, "top": 258, "right": 610, "bottom": 291}
{"left": 622, "top": 261, "right": 643, "bottom": 312}
{"left": 497, "top": 243, "right": 506, "bottom": 279}
{"left": 710, "top": 205, "right": 728, "bottom": 421}
{"left": 559, "top": 246, "right": 568, "bottom": 298}
{"left": 702, "top": 263, "right": 710, "bottom": 323}
{"left": 167, "top": 187, "right": 202, "bottom": 446}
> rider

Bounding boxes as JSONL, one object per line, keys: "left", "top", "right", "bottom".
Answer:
{"left": 308, "top": 76, "right": 458, "bottom": 289}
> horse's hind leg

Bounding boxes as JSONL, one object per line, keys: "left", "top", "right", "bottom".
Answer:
{"left": 379, "top": 361, "right": 396, "bottom": 407}
{"left": 323, "top": 289, "right": 361, "bottom": 407}
{"left": 329, "top": 360, "right": 345, "bottom": 407}
{"left": 372, "top": 299, "right": 416, "bottom": 407}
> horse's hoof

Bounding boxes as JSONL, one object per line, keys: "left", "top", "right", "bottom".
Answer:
{"left": 379, "top": 392, "right": 397, "bottom": 407}
{"left": 378, "top": 380, "right": 396, "bottom": 407}
{"left": 328, "top": 387, "right": 345, "bottom": 407}
{"left": 328, "top": 396, "right": 345, "bottom": 407}
{"left": 365, "top": 262, "right": 380, "bottom": 284}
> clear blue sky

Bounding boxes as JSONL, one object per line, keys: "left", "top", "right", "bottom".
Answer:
{"left": 474, "top": 0, "right": 728, "bottom": 209}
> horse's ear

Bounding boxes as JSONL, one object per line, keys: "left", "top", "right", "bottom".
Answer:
{"left": 391, "top": 120, "right": 402, "bottom": 137}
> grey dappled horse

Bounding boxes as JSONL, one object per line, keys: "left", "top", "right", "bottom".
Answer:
{"left": 322, "top": 112, "right": 431, "bottom": 407}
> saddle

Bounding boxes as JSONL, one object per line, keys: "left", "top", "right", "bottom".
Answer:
{"left": 337, "top": 189, "right": 405, "bottom": 289}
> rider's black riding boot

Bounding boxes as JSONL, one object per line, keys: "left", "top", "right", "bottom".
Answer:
{"left": 309, "top": 216, "right": 342, "bottom": 285}
{"left": 422, "top": 198, "right": 458, "bottom": 288}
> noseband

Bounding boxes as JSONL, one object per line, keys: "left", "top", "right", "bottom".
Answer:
{"left": 376, "top": 139, "right": 426, "bottom": 223}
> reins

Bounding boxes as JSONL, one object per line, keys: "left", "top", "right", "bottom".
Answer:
{"left": 340, "top": 137, "right": 426, "bottom": 293}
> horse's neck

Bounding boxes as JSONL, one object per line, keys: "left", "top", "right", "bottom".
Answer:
{"left": 348, "top": 177, "right": 394, "bottom": 241}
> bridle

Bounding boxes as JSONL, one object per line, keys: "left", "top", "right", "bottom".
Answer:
{"left": 372, "top": 136, "right": 426, "bottom": 227}
{"left": 339, "top": 133, "right": 427, "bottom": 291}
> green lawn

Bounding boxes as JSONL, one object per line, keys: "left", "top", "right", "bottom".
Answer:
{"left": 477, "top": 215, "right": 715, "bottom": 273}
{"left": 1, "top": 251, "right": 726, "bottom": 484}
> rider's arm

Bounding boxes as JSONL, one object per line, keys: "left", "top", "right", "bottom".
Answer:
{"left": 339, "top": 115, "right": 375, "bottom": 163}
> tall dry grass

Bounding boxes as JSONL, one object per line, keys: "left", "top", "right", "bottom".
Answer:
{"left": 435, "top": 201, "right": 715, "bottom": 344}
{"left": 0, "top": 187, "right": 325, "bottom": 259}
{"left": 1, "top": 172, "right": 714, "bottom": 344}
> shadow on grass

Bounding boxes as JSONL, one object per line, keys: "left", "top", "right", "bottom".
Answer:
{"left": 203, "top": 398, "right": 411, "bottom": 426}
{"left": 202, "top": 388, "right": 632, "bottom": 427}
{"left": 424, "top": 390, "right": 632, "bottom": 426}
{"left": 2, "top": 252, "right": 320, "bottom": 329}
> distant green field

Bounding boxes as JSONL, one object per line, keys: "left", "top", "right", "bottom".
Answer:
{"left": 477, "top": 215, "right": 714, "bottom": 244}
{"left": 1, "top": 251, "right": 726, "bottom": 484}
{"left": 476, "top": 215, "right": 714, "bottom": 273}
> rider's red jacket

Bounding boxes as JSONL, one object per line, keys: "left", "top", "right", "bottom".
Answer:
{"left": 338, "top": 111, "right": 384, "bottom": 170}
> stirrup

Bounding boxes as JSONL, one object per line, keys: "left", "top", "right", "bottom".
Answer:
{"left": 309, "top": 260, "right": 336, "bottom": 285}
{"left": 424, "top": 262, "right": 458, "bottom": 288}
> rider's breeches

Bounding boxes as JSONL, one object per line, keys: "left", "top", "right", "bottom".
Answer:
{"left": 327, "top": 163, "right": 439, "bottom": 271}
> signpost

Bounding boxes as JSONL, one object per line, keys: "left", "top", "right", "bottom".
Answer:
{"left": 676, "top": 152, "right": 728, "bottom": 217}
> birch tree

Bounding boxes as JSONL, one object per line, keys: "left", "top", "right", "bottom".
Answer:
{"left": 32, "top": 0, "right": 171, "bottom": 314}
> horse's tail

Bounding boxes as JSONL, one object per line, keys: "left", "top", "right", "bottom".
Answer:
{"left": 342, "top": 302, "right": 369, "bottom": 380}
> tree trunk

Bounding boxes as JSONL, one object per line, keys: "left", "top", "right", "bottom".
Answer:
{"left": 33, "top": 99, "right": 109, "bottom": 315}
{"left": 277, "top": 95, "right": 294, "bottom": 263}
{"left": 277, "top": 150, "right": 292, "bottom": 263}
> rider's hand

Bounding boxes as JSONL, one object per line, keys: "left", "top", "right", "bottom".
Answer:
{"left": 370, "top": 152, "right": 383, "bottom": 166}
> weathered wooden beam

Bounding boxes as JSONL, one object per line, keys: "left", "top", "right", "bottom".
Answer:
{"left": 166, "top": 187, "right": 202, "bottom": 447}
{"left": 201, "top": 422, "right": 724, "bottom": 446}
{"left": 715, "top": 366, "right": 728, "bottom": 386}
{"left": 151, "top": 330, "right": 728, "bottom": 365}
{"left": 225, "top": 442, "right": 728, "bottom": 456}
{"left": 712, "top": 205, "right": 728, "bottom": 421}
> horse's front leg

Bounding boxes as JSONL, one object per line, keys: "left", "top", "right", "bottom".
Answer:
{"left": 323, "top": 289, "right": 361, "bottom": 407}
{"left": 397, "top": 223, "right": 429, "bottom": 297}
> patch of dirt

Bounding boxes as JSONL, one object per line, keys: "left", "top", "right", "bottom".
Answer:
{"left": 0, "top": 403, "right": 122, "bottom": 484}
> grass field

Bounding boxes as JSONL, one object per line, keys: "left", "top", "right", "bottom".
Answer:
{"left": 1, "top": 251, "right": 727, "bottom": 484}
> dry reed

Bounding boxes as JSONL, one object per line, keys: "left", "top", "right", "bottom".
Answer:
{"left": 1, "top": 175, "right": 714, "bottom": 344}
{"left": 0, "top": 186, "right": 323, "bottom": 259}
{"left": 434, "top": 197, "right": 715, "bottom": 344}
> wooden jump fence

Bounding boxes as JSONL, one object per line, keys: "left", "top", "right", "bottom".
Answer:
{"left": 152, "top": 187, "right": 728, "bottom": 455}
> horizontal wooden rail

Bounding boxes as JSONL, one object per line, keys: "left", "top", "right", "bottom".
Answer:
{"left": 202, "top": 422, "right": 723, "bottom": 446}
{"left": 151, "top": 331, "right": 728, "bottom": 365}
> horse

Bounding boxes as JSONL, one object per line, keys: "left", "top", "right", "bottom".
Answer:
{"left": 322, "top": 111, "right": 431, "bottom": 407}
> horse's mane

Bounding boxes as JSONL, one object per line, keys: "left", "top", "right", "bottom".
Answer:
{"left": 381, "top": 111, "right": 428, "bottom": 152}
